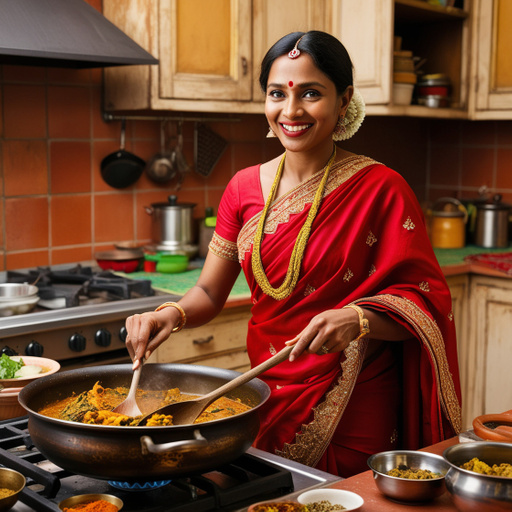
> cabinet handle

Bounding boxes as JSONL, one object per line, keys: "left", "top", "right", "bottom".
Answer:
{"left": 241, "top": 57, "right": 248, "bottom": 76}
{"left": 193, "top": 335, "right": 214, "bottom": 345}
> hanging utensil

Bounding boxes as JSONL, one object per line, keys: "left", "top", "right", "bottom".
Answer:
{"left": 145, "top": 121, "right": 176, "bottom": 184}
{"left": 193, "top": 123, "right": 228, "bottom": 177}
{"left": 100, "top": 119, "right": 145, "bottom": 189}
{"left": 174, "top": 121, "right": 190, "bottom": 176}
{"left": 138, "top": 345, "right": 293, "bottom": 426}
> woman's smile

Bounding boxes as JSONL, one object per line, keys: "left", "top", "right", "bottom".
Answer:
{"left": 280, "top": 122, "right": 313, "bottom": 136}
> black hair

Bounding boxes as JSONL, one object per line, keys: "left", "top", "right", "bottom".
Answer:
{"left": 259, "top": 31, "right": 354, "bottom": 96}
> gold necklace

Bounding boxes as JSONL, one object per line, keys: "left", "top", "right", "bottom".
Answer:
{"left": 251, "top": 147, "right": 337, "bottom": 300}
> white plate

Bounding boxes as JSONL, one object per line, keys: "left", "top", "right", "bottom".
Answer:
{"left": 297, "top": 489, "right": 364, "bottom": 511}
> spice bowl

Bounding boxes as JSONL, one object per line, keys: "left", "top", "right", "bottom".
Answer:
{"left": 0, "top": 467, "right": 26, "bottom": 512}
{"left": 58, "top": 493, "right": 123, "bottom": 511}
{"left": 247, "top": 500, "right": 306, "bottom": 511}
{"left": 297, "top": 489, "right": 364, "bottom": 511}
{"left": 367, "top": 450, "right": 449, "bottom": 502}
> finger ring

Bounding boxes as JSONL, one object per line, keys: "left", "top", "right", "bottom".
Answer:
{"left": 320, "top": 345, "right": 329, "bottom": 354}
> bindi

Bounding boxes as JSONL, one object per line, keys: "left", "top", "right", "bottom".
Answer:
{"left": 288, "top": 81, "right": 294, "bottom": 88}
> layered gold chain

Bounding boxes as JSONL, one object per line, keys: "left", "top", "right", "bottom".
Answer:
{"left": 251, "top": 147, "right": 337, "bottom": 300}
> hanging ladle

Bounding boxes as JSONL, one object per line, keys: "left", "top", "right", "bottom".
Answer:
{"left": 138, "top": 345, "right": 294, "bottom": 426}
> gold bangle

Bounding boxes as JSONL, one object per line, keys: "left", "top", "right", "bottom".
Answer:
{"left": 155, "top": 301, "right": 186, "bottom": 332}
{"left": 344, "top": 304, "right": 370, "bottom": 341}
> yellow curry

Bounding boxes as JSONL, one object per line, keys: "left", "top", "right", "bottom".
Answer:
{"left": 39, "top": 381, "right": 252, "bottom": 426}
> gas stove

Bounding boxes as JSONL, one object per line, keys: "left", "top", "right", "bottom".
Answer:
{"left": 0, "top": 417, "right": 341, "bottom": 512}
{"left": 1, "top": 265, "right": 179, "bottom": 369}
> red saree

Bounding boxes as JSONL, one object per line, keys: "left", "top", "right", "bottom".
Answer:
{"left": 209, "top": 155, "right": 462, "bottom": 477}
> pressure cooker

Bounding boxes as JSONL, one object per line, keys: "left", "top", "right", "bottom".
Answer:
{"left": 145, "top": 195, "right": 198, "bottom": 257}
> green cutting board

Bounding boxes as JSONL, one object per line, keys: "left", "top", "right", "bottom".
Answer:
{"left": 124, "top": 268, "right": 251, "bottom": 298}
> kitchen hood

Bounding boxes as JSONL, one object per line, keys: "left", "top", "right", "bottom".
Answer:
{"left": 0, "top": 0, "right": 158, "bottom": 68}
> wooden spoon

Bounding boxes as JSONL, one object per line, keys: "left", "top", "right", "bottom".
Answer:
{"left": 111, "top": 364, "right": 143, "bottom": 417}
{"left": 138, "top": 345, "right": 294, "bottom": 426}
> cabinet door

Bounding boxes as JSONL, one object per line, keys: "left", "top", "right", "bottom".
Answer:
{"left": 466, "top": 276, "right": 512, "bottom": 422}
{"left": 252, "top": 0, "right": 328, "bottom": 101}
{"left": 471, "top": 0, "right": 512, "bottom": 117}
{"left": 159, "top": 0, "right": 252, "bottom": 101}
{"left": 330, "top": 0, "right": 393, "bottom": 105}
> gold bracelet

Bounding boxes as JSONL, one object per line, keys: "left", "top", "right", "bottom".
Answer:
{"left": 344, "top": 304, "right": 370, "bottom": 341}
{"left": 155, "top": 301, "right": 186, "bottom": 332}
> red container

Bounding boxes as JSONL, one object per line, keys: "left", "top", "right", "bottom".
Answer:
{"left": 94, "top": 250, "right": 143, "bottom": 273}
{"left": 417, "top": 85, "right": 450, "bottom": 97}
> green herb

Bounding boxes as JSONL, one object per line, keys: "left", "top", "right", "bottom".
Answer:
{"left": 0, "top": 354, "right": 24, "bottom": 379}
{"left": 210, "top": 408, "right": 224, "bottom": 413}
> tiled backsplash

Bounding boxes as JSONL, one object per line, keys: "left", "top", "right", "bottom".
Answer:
{"left": 1, "top": 26, "right": 512, "bottom": 271}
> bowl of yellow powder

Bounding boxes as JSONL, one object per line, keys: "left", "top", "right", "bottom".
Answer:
{"left": 0, "top": 467, "right": 25, "bottom": 512}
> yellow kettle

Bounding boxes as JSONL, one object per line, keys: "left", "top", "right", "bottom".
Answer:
{"left": 428, "top": 197, "right": 467, "bottom": 249}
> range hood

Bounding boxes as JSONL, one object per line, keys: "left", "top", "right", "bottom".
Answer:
{"left": 0, "top": 0, "right": 158, "bottom": 68}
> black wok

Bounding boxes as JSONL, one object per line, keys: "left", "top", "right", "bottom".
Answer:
{"left": 101, "top": 119, "right": 145, "bottom": 189}
{"left": 18, "top": 364, "right": 270, "bottom": 482}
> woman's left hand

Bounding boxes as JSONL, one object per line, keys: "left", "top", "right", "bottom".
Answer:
{"left": 285, "top": 308, "right": 360, "bottom": 361}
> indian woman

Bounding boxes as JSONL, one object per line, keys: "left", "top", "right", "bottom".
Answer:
{"left": 125, "top": 30, "right": 462, "bottom": 478}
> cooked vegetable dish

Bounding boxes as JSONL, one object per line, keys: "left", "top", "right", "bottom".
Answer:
{"left": 387, "top": 464, "right": 442, "bottom": 479}
{"left": 39, "top": 381, "right": 252, "bottom": 426}
{"left": 461, "top": 457, "right": 512, "bottom": 477}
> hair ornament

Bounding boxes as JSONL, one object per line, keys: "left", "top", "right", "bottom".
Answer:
{"left": 333, "top": 88, "right": 366, "bottom": 141}
{"left": 288, "top": 35, "right": 304, "bottom": 59}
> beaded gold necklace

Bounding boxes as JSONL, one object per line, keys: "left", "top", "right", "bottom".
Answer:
{"left": 251, "top": 147, "right": 337, "bottom": 300}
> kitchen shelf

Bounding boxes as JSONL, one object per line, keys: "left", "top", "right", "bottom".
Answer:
{"left": 366, "top": 103, "right": 468, "bottom": 118}
{"left": 395, "top": 0, "right": 468, "bottom": 22}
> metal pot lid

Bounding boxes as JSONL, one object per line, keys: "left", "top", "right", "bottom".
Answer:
{"left": 151, "top": 194, "right": 196, "bottom": 210}
{"left": 476, "top": 194, "right": 511, "bottom": 210}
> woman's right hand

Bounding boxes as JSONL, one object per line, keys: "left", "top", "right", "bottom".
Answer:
{"left": 125, "top": 308, "right": 181, "bottom": 369}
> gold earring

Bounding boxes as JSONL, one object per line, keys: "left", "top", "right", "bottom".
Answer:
{"left": 266, "top": 127, "right": 277, "bottom": 138}
{"left": 332, "top": 116, "right": 346, "bottom": 141}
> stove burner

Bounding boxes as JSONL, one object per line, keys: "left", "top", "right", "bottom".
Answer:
{"left": 7, "top": 265, "right": 154, "bottom": 309}
{"left": 108, "top": 480, "right": 171, "bottom": 491}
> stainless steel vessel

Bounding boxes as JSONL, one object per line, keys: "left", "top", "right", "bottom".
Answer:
{"left": 475, "top": 195, "right": 511, "bottom": 248}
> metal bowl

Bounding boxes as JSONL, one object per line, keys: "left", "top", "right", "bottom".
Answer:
{"left": 0, "top": 467, "right": 26, "bottom": 512}
{"left": 0, "top": 283, "right": 38, "bottom": 301}
{"left": 367, "top": 450, "right": 448, "bottom": 502}
{"left": 58, "top": 493, "right": 123, "bottom": 511}
{"left": 443, "top": 441, "right": 512, "bottom": 511}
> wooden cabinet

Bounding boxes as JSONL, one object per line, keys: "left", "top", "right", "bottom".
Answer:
{"left": 331, "top": 0, "right": 470, "bottom": 119}
{"left": 469, "top": 0, "right": 512, "bottom": 119}
{"left": 150, "top": 305, "right": 251, "bottom": 371}
{"left": 104, "top": 0, "right": 327, "bottom": 114}
{"left": 447, "top": 273, "right": 512, "bottom": 431}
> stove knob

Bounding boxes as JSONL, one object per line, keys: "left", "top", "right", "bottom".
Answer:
{"left": 119, "top": 326, "right": 127, "bottom": 342}
{"left": 25, "top": 341, "right": 44, "bottom": 357}
{"left": 95, "top": 329, "right": 111, "bottom": 347}
{"left": 69, "top": 333, "right": 86, "bottom": 352}
{"left": 1, "top": 346, "right": 17, "bottom": 356}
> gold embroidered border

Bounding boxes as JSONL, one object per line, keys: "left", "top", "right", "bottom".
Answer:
{"left": 359, "top": 294, "right": 462, "bottom": 434}
{"left": 208, "top": 232, "right": 238, "bottom": 261}
{"left": 237, "top": 156, "right": 378, "bottom": 261}
{"left": 276, "top": 339, "right": 368, "bottom": 467}
{"left": 276, "top": 294, "right": 462, "bottom": 467}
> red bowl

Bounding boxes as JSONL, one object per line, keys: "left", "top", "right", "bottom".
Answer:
{"left": 96, "top": 259, "right": 141, "bottom": 273}
{"left": 94, "top": 250, "right": 143, "bottom": 273}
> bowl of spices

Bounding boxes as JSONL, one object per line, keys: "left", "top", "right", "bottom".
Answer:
{"left": 247, "top": 501, "right": 306, "bottom": 512}
{"left": 0, "top": 467, "right": 25, "bottom": 512}
{"left": 58, "top": 494, "right": 123, "bottom": 512}
{"left": 298, "top": 489, "right": 364, "bottom": 511}
{"left": 367, "top": 450, "right": 449, "bottom": 502}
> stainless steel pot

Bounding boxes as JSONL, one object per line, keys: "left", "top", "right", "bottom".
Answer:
{"left": 18, "top": 364, "right": 270, "bottom": 482}
{"left": 145, "top": 195, "right": 197, "bottom": 256}
{"left": 475, "top": 194, "right": 511, "bottom": 248}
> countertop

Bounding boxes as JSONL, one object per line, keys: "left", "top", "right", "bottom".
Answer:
{"left": 326, "top": 436, "right": 461, "bottom": 511}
